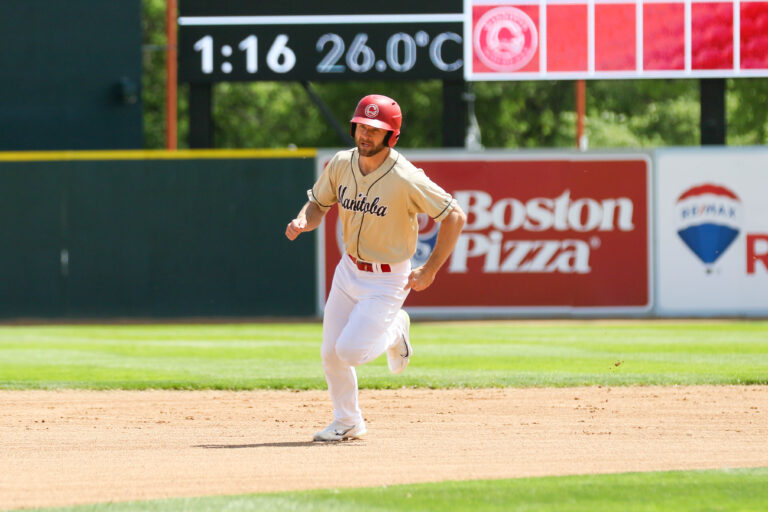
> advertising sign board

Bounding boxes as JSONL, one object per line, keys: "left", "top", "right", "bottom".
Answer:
{"left": 656, "top": 148, "right": 768, "bottom": 315}
{"left": 317, "top": 151, "right": 652, "bottom": 317}
{"left": 465, "top": 0, "right": 768, "bottom": 80}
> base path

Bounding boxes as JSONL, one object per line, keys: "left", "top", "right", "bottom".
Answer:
{"left": 2, "top": 386, "right": 767, "bottom": 509}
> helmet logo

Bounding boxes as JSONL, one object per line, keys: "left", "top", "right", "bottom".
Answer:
{"left": 364, "top": 104, "right": 379, "bottom": 118}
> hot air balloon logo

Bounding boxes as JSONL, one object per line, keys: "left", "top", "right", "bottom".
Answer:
{"left": 412, "top": 213, "right": 440, "bottom": 268}
{"left": 675, "top": 183, "right": 742, "bottom": 269}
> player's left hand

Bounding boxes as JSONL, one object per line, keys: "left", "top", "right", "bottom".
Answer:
{"left": 405, "top": 266, "right": 436, "bottom": 291}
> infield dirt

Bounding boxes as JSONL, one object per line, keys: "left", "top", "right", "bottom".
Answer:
{"left": 2, "top": 386, "right": 767, "bottom": 509}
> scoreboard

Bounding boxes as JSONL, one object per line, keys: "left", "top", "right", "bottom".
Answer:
{"left": 179, "top": 0, "right": 463, "bottom": 82}
{"left": 177, "top": 0, "right": 768, "bottom": 82}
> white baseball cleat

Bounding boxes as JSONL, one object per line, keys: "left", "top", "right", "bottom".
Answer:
{"left": 387, "top": 309, "right": 412, "bottom": 375}
{"left": 312, "top": 419, "right": 367, "bottom": 442}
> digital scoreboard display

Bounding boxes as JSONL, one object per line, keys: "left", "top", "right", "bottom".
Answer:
{"left": 178, "top": 1, "right": 464, "bottom": 82}
{"left": 179, "top": 0, "right": 768, "bottom": 82}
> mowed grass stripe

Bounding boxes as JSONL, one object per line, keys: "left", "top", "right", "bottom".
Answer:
{"left": 0, "top": 321, "right": 766, "bottom": 390}
{"left": 13, "top": 468, "right": 768, "bottom": 512}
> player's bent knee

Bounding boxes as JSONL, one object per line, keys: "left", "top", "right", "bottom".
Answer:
{"left": 335, "top": 342, "right": 366, "bottom": 367}
{"left": 321, "top": 344, "right": 337, "bottom": 363}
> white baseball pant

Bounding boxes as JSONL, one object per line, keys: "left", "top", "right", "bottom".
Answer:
{"left": 321, "top": 254, "right": 411, "bottom": 425}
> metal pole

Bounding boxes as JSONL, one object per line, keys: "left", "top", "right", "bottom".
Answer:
{"left": 189, "top": 83, "right": 213, "bottom": 148}
{"left": 442, "top": 80, "right": 467, "bottom": 147}
{"left": 576, "top": 80, "right": 586, "bottom": 150}
{"left": 700, "top": 78, "right": 726, "bottom": 145}
{"left": 301, "top": 82, "right": 354, "bottom": 147}
{"left": 165, "top": 0, "right": 178, "bottom": 150}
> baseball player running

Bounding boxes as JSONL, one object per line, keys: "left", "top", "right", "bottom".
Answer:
{"left": 285, "top": 94, "right": 466, "bottom": 442}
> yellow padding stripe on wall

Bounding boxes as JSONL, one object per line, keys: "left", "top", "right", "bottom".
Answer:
{"left": 0, "top": 149, "right": 317, "bottom": 161}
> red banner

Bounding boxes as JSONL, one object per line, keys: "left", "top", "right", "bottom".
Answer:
{"left": 322, "top": 154, "right": 650, "bottom": 312}
{"left": 466, "top": 1, "right": 768, "bottom": 79}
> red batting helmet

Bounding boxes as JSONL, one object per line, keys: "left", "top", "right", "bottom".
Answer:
{"left": 350, "top": 94, "right": 402, "bottom": 147}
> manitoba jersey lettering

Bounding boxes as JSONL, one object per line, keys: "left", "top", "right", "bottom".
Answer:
{"left": 338, "top": 186, "right": 388, "bottom": 216}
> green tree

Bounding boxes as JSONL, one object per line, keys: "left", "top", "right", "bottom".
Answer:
{"left": 472, "top": 81, "right": 575, "bottom": 148}
{"left": 141, "top": 0, "right": 168, "bottom": 149}
{"left": 584, "top": 79, "right": 700, "bottom": 147}
{"left": 727, "top": 78, "right": 768, "bottom": 145}
{"left": 210, "top": 81, "right": 443, "bottom": 148}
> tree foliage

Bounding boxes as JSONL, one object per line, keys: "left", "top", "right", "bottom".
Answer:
{"left": 727, "top": 78, "right": 768, "bottom": 144}
{"left": 141, "top": 0, "right": 768, "bottom": 149}
{"left": 141, "top": 0, "right": 168, "bottom": 149}
{"left": 210, "top": 81, "right": 444, "bottom": 149}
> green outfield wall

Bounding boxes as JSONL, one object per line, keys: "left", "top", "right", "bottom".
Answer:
{"left": 0, "top": 150, "right": 317, "bottom": 319}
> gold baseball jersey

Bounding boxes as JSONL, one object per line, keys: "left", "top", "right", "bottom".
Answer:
{"left": 308, "top": 148, "right": 456, "bottom": 264}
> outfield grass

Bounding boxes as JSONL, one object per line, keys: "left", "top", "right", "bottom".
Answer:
{"left": 14, "top": 468, "right": 768, "bottom": 512}
{"left": 1, "top": 321, "right": 767, "bottom": 389}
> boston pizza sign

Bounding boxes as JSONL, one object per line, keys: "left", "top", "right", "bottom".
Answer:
{"left": 319, "top": 151, "right": 651, "bottom": 316}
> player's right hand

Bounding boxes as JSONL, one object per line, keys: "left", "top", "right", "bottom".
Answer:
{"left": 285, "top": 218, "right": 307, "bottom": 240}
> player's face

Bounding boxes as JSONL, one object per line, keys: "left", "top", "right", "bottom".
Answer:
{"left": 354, "top": 124, "right": 388, "bottom": 157}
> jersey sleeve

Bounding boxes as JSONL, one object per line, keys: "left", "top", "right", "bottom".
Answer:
{"left": 408, "top": 169, "right": 456, "bottom": 222}
{"left": 306, "top": 155, "right": 339, "bottom": 213}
